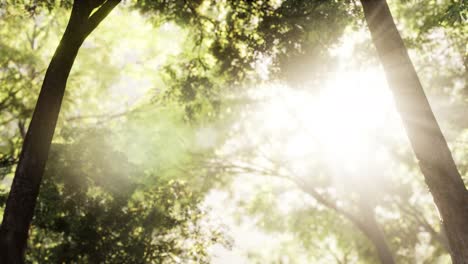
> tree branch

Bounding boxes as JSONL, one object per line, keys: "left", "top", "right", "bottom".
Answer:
{"left": 84, "top": 0, "right": 121, "bottom": 37}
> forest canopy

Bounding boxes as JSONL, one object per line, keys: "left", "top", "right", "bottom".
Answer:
{"left": 0, "top": 0, "right": 467, "bottom": 263}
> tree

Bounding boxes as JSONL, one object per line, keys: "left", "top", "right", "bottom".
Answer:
{"left": 0, "top": 1, "right": 121, "bottom": 262}
{"left": 0, "top": 129, "right": 227, "bottom": 263}
{"left": 1, "top": 0, "right": 465, "bottom": 262}
{"left": 0, "top": 8, "right": 57, "bottom": 178}
{"left": 360, "top": 0, "right": 468, "bottom": 262}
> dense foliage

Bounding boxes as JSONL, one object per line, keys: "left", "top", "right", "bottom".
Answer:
{"left": 0, "top": 0, "right": 466, "bottom": 263}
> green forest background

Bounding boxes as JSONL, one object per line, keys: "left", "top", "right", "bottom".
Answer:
{"left": 0, "top": 0, "right": 467, "bottom": 263}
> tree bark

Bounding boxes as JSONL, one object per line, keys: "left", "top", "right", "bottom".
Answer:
{"left": 0, "top": 1, "right": 120, "bottom": 263}
{"left": 360, "top": 1, "right": 468, "bottom": 262}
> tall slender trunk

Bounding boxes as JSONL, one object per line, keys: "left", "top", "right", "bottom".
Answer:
{"left": 298, "top": 183, "right": 394, "bottom": 264}
{"left": 0, "top": 1, "right": 120, "bottom": 263}
{"left": 357, "top": 198, "right": 394, "bottom": 264}
{"left": 360, "top": 1, "right": 468, "bottom": 262}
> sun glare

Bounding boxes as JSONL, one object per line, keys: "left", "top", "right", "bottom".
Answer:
{"left": 311, "top": 69, "right": 393, "bottom": 159}
{"left": 251, "top": 67, "right": 401, "bottom": 175}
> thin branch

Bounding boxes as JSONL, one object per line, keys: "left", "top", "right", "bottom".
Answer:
{"left": 84, "top": 0, "right": 122, "bottom": 37}
{"left": 205, "top": 157, "right": 365, "bottom": 230}
{"left": 396, "top": 199, "right": 450, "bottom": 250}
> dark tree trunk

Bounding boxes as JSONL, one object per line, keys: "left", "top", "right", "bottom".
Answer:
{"left": 0, "top": 1, "right": 120, "bottom": 263}
{"left": 360, "top": 0, "right": 468, "bottom": 262}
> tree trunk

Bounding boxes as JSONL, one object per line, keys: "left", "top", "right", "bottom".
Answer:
{"left": 360, "top": 0, "right": 468, "bottom": 262}
{"left": 298, "top": 182, "right": 394, "bottom": 264}
{"left": 0, "top": 1, "right": 120, "bottom": 263}
{"left": 357, "top": 198, "right": 394, "bottom": 264}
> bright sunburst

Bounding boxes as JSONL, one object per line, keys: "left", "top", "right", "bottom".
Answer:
{"left": 248, "top": 67, "right": 402, "bottom": 176}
